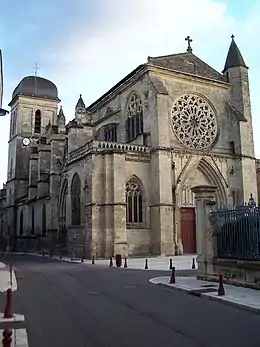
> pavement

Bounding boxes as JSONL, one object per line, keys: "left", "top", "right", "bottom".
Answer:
{"left": 0, "top": 258, "right": 28, "bottom": 346}
{"left": 17, "top": 252, "right": 197, "bottom": 271}
{"left": 149, "top": 276, "right": 260, "bottom": 314}
{"left": 0, "top": 253, "right": 259, "bottom": 347}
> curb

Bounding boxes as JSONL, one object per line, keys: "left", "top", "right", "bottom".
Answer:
{"left": 8, "top": 253, "right": 198, "bottom": 271}
{"left": 151, "top": 280, "right": 260, "bottom": 315}
{"left": 9, "top": 252, "right": 83, "bottom": 264}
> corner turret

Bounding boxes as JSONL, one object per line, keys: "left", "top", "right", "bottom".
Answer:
{"left": 223, "top": 35, "right": 247, "bottom": 73}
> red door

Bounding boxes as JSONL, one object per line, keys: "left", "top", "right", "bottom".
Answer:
{"left": 180, "top": 207, "right": 196, "bottom": 254}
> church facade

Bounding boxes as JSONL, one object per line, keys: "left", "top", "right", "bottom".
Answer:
{"left": 0, "top": 36, "right": 259, "bottom": 258}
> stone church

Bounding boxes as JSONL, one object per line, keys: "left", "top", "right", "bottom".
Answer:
{"left": 0, "top": 36, "right": 259, "bottom": 258}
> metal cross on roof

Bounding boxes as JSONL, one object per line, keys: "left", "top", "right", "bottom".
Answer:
{"left": 185, "top": 36, "right": 193, "bottom": 53}
{"left": 33, "top": 62, "right": 39, "bottom": 77}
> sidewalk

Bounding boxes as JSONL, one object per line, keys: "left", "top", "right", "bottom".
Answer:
{"left": 149, "top": 276, "right": 260, "bottom": 314}
{"left": 0, "top": 264, "right": 17, "bottom": 292}
{"left": 22, "top": 252, "right": 197, "bottom": 271}
{"left": 0, "top": 262, "right": 27, "bottom": 346}
{"left": 0, "top": 314, "right": 29, "bottom": 347}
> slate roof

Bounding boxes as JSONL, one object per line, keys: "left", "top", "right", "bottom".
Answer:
{"left": 76, "top": 94, "right": 86, "bottom": 109}
{"left": 11, "top": 76, "right": 59, "bottom": 103}
{"left": 223, "top": 36, "right": 247, "bottom": 72}
{"left": 147, "top": 52, "right": 225, "bottom": 83}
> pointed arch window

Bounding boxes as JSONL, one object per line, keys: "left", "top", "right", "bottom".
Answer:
{"left": 34, "top": 109, "right": 41, "bottom": 133}
{"left": 19, "top": 211, "right": 24, "bottom": 236}
{"left": 42, "top": 204, "right": 46, "bottom": 235}
{"left": 126, "top": 93, "right": 143, "bottom": 142}
{"left": 126, "top": 177, "right": 144, "bottom": 225}
{"left": 71, "top": 173, "right": 81, "bottom": 226}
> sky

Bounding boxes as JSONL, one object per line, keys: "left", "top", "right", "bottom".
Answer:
{"left": 0, "top": 0, "right": 260, "bottom": 187}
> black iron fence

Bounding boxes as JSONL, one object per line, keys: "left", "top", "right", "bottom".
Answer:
{"left": 211, "top": 202, "right": 260, "bottom": 261}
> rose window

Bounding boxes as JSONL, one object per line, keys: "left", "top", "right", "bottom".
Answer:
{"left": 171, "top": 94, "right": 218, "bottom": 150}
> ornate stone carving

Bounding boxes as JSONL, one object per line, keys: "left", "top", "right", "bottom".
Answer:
{"left": 171, "top": 94, "right": 218, "bottom": 150}
{"left": 127, "top": 93, "right": 142, "bottom": 118}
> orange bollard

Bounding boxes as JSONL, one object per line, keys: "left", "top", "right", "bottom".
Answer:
{"left": 4, "top": 289, "right": 13, "bottom": 319}
{"left": 124, "top": 257, "right": 127, "bottom": 268}
{"left": 2, "top": 329, "right": 12, "bottom": 347}
{"left": 169, "top": 267, "right": 176, "bottom": 284}
{"left": 218, "top": 274, "right": 225, "bottom": 296}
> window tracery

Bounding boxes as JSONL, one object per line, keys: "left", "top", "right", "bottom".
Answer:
{"left": 126, "top": 93, "right": 143, "bottom": 142}
{"left": 171, "top": 94, "right": 218, "bottom": 150}
{"left": 126, "top": 177, "right": 144, "bottom": 224}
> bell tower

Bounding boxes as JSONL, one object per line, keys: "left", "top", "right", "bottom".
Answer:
{"left": 7, "top": 74, "right": 60, "bottom": 201}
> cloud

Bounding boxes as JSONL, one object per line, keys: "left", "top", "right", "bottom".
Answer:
{"left": 1, "top": 0, "right": 260, "bottom": 187}
{"left": 48, "top": 0, "right": 237, "bottom": 110}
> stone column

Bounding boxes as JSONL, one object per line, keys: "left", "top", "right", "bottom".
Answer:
{"left": 113, "top": 152, "right": 127, "bottom": 257}
{"left": 91, "top": 154, "right": 105, "bottom": 258}
{"left": 28, "top": 147, "right": 38, "bottom": 199}
{"left": 191, "top": 185, "right": 217, "bottom": 279}
{"left": 49, "top": 136, "right": 64, "bottom": 233}
{"left": 104, "top": 153, "right": 114, "bottom": 257}
{"left": 150, "top": 150, "right": 174, "bottom": 255}
{"left": 37, "top": 140, "right": 51, "bottom": 198}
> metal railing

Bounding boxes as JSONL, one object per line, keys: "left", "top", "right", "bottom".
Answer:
{"left": 211, "top": 200, "right": 260, "bottom": 261}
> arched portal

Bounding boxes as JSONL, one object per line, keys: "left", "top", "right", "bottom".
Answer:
{"left": 176, "top": 158, "right": 228, "bottom": 254}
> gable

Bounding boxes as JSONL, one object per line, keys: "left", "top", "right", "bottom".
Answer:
{"left": 147, "top": 53, "right": 225, "bottom": 83}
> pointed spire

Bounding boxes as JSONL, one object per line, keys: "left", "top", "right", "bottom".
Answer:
{"left": 223, "top": 35, "right": 248, "bottom": 73}
{"left": 58, "top": 105, "right": 65, "bottom": 119}
{"left": 75, "top": 94, "right": 86, "bottom": 109}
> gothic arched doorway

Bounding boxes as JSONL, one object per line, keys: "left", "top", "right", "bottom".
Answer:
{"left": 178, "top": 158, "right": 227, "bottom": 254}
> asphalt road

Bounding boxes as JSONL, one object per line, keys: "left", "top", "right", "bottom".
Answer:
{"left": 0, "top": 254, "right": 260, "bottom": 347}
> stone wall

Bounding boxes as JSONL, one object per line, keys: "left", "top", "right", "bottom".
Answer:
{"left": 192, "top": 185, "right": 260, "bottom": 290}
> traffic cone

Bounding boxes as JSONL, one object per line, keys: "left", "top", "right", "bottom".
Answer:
{"left": 169, "top": 267, "right": 176, "bottom": 284}
{"left": 169, "top": 258, "right": 173, "bottom": 270}
{"left": 218, "top": 274, "right": 225, "bottom": 296}
{"left": 145, "top": 259, "right": 148, "bottom": 269}
{"left": 92, "top": 255, "right": 95, "bottom": 264}
{"left": 109, "top": 257, "right": 113, "bottom": 267}
{"left": 192, "top": 258, "right": 196, "bottom": 269}
{"left": 124, "top": 257, "right": 127, "bottom": 268}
